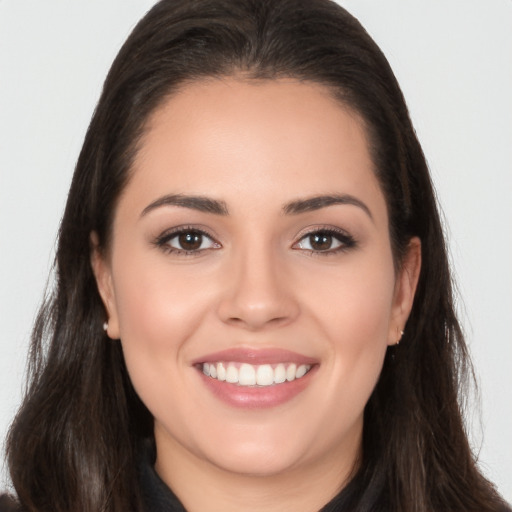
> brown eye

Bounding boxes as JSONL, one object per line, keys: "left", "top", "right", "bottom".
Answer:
{"left": 309, "top": 233, "right": 334, "bottom": 251}
{"left": 159, "top": 229, "right": 219, "bottom": 253}
{"left": 178, "top": 232, "right": 203, "bottom": 251}
{"left": 294, "top": 229, "right": 355, "bottom": 254}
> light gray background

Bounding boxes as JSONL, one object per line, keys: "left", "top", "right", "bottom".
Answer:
{"left": 1, "top": 0, "right": 511, "bottom": 502}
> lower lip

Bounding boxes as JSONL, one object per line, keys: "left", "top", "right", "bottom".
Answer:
{"left": 197, "top": 366, "right": 317, "bottom": 409}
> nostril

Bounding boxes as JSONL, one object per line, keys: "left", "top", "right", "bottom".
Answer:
{"left": 216, "top": 266, "right": 300, "bottom": 329}
{"left": 225, "top": 314, "right": 292, "bottom": 331}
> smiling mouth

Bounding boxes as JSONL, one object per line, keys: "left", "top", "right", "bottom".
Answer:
{"left": 201, "top": 362, "right": 312, "bottom": 387}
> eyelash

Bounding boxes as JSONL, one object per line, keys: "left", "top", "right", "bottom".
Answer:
{"left": 153, "top": 226, "right": 220, "bottom": 256}
{"left": 153, "top": 226, "right": 357, "bottom": 256}
{"left": 293, "top": 227, "right": 357, "bottom": 256}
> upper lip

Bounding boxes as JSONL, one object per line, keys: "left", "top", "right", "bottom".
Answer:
{"left": 192, "top": 347, "right": 318, "bottom": 366}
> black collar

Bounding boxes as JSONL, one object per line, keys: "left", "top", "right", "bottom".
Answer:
{"left": 138, "top": 439, "right": 186, "bottom": 512}
{"left": 137, "top": 438, "right": 367, "bottom": 512}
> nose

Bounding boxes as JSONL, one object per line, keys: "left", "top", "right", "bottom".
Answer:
{"left": 216, "top": 245, "right": 300, "bottom": 331}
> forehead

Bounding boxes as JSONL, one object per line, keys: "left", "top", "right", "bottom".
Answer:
{"left": 121, "top": 78, "right": 386, "bottom": 222}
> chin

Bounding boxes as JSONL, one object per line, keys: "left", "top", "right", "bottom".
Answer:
{"left": 203, "top": 441, "right": 307, "bottom": 477}
{"left": 189, "top": 416, "right": 336, "bottom": 477}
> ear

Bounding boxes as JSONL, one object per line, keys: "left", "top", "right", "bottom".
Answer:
{"left": 90, "top": 231, "right": 120, "bottom": 339}
{"left": 388, "top": 237, "right": 422, "bottom": 346}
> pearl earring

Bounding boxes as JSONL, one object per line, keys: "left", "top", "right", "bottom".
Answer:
{"left": 396, "top": 328, "right": 404, "bottom": 345}
{"left": 103, "top": 322, "right": 108, "bottom": 332}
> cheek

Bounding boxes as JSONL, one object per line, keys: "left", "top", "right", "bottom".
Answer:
{"left": 108, "top": 251, "right": 217, "bottom": 402}
{"left": 305, "top": 251, "right": 395, "bottom": 343}
{"left": 111, "top": 250, "right": 214, "bottom": 348}
{"left": 308, "top": 272, "right": 393, "bottom": 444}
{"left": 109, "top": 253, "right": 216, "bottom": 429}
{"left": 300, "top": 251, "right": 395, "bottom": 400}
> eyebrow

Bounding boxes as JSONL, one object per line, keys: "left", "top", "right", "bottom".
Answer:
{"left": 283, "top": 194, "right": 373, "bottom": 221}
{"left": 140, "top": 194, "right": 229, "bottom": 217}
{"left": 140, "top": 192, "right": 373, "bottom": 220}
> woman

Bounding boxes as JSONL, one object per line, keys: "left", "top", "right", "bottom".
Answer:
{"left": 2, "top": 0, "right": 510, "bottom": 510}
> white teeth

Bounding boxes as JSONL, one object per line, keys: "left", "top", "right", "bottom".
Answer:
{"left": 274, "top": 363, "right": 286, "bottom": 384}
{"left": 239, "top": 364, "right": 256, "bottom": 386}
{"left": 286, "top": 363, "right": 297, "bottom": 382}
{"left": 202, "top": 362, "right": 311, "bottom": 386}
{"left": 226, "top": 364, "right": 238, "bottom": 383}
{"left": 217, "top": 362, "right": 226, "bottom": 381}
{"left": 296, "top": 364, "right": 308, "bottom": 379}
{"left": 256, "top": 364, "right": 274, "bottom": 386}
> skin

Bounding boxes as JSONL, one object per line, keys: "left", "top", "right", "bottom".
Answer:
{"left": 92, "top": 78, "right": 421, "bottom": 512}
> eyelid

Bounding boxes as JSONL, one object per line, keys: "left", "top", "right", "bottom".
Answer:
{"left": 292, "top": 225, "right": 357, "bottom": 253}
{"left": 294, "top": 224, "right": 352, "bottom": 239}
{"left": 153, "top": 225, "right": 222, "bottom": 254}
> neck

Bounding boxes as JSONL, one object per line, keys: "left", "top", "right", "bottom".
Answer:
{"left": 153, "top": 427, "right": 361, "bottom": 512}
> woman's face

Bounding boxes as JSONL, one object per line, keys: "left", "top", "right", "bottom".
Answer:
{"left": 93, "top": 79, "right": 420, "bottom": 483}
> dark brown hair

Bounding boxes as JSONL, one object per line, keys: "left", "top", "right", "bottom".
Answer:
{"left": 5, "top": 1, "right": 508, "bottom": 511}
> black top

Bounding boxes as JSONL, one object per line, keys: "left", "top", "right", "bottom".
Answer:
{"left": 138, "top": 442, "right": 186, "bottom": 511}
{"left": 137, "top": 439, "right": 370, "bottom": 511}
{"left": 1, "top": 443, "right": 510, "bottom": 511}
{"left": 137, "top": 440, "right": 512, "bottom": 512}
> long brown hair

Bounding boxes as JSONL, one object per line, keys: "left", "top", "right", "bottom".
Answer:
{"left": 6, "top": 1, "right": 508, "bottom": 510}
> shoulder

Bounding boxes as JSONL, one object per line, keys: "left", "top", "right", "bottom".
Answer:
{"left": 0, "top": 495, "right": 22, "bottom": 512}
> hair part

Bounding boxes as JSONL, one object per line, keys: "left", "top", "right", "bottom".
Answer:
{"left": 6, "top": 1, "right": 508, "bottom": 511}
